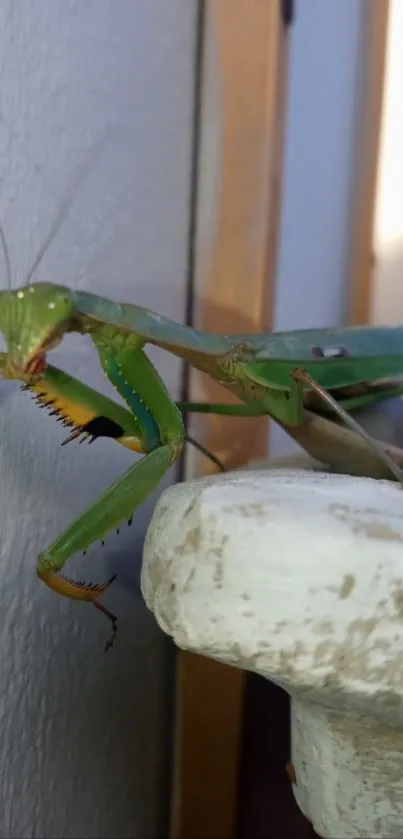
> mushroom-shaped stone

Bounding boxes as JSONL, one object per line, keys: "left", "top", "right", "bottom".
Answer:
{"left": 141, "top": 468, "right": 403, "bottom": 839}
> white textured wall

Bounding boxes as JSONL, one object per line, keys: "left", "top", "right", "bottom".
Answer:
{"left": 270, "top": 0, "right": 363, "bottom": 456}
{"left": 0, "top": 1, "right": 196, "bottom": 837}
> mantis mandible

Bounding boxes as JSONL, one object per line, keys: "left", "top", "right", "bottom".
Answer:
{"left": 1, "top": 281, "right": 403, "bottom": 649}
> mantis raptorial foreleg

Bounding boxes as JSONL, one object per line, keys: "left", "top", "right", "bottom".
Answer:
{"left": 34, "top": 337, "right": 184, "bottom": 650}
{"left": 37, "top": 443, "right": 176, "bottom": 648}
{"left": 0, "top": 350, "right": 227, "bottom": 647}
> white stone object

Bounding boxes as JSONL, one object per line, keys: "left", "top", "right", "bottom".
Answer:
{"left": 141, "top": 468, "right": 403, "bottom": 839}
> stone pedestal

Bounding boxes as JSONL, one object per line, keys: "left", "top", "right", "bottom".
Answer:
{"left": 141, "top": 468, "right": 403, "bottom": 838}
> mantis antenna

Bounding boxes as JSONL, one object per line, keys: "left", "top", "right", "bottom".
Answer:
{"left": 0, "top": 219, "right": 13, "bottom": 352}
{"left": 0, "top": 220, "right": 12, "bottom": 291}
{"left": 24, "top": 130, "right": 112, "bottom": 288}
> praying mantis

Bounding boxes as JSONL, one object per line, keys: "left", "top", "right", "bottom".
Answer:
{"left": 1, "top": 280, "right": 403, "bottom": 650}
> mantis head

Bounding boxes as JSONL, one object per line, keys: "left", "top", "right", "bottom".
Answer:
{"left": 0, "top": 282, "right": 76, "bottom": 377}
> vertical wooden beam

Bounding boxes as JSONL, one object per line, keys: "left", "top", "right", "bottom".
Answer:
{"left": 187, "top": 0, "right": 288, "bottom": 475}
{"left": 347, "top": 0, "right": 390, "bottom": 325}
{"left": 171, "top": 2, "right": 290, "bottom": 838}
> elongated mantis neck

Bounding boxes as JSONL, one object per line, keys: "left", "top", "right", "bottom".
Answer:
{"left": 73, "top": 289, "right": 233, "bottom": 363}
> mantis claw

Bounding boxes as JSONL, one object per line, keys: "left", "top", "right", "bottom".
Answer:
{"left": 37, "top": 562, "right": 116, "bottom": 601}
{"left": 38, "top": 560, "right": 118, "bottom": 649}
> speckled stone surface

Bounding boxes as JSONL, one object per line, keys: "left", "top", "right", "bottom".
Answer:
{"left": 143, "top": 468, "right": 403, "bottom": 838}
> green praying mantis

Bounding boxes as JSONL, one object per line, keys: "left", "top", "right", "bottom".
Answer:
{"left": 2, "top": 279, "right": 403, "bottom": 649}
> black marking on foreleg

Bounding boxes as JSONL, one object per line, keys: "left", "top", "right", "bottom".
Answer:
{"left": 79, "top": 416, "right": 124, "bottom": 439}
{"left": 22, "top": 384, "right": 125, "bottom": 446}
{"left": 61, "top": 416, "right": 124, "bottom": 447}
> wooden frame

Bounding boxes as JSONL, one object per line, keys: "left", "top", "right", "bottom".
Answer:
{"left": 170, "top": 2, "right": 290, "bottom": 837}
{"left": 168, "top": 2, "right": 391, "bottom": 835}
{"left": 347, "top": 0, "right": 390, "bottom": 326}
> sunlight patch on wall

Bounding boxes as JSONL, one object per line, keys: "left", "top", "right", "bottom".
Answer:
{"left": 372, "top": 0, "right": 403, "bottom": 324}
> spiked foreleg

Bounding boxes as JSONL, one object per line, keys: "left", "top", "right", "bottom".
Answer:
{"left": 37, "top": 443, "right": 177, "bottom": 651}
{"left": 0, "top": 351, "right": 157, "bottom": 453}
{"left": 0, "top": 349, "right": 183, "bottom": 649}
{"left": 36, "top": 336, "right": 184, "bottom": 645}
{"left": 37, "top": 443, "right": 176, "bottom": 590}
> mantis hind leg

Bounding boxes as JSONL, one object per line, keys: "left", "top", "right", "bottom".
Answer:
{"left": 293, "top": 368, "right": 403, "bottom": 485}
{"left": 179, "top": 401, "right": 269, "bottom": 472}
{"left": 244, "top": 362, "right": 403, "bottom": 484}
{"left": 246, "top": 375, "right": 305, "bottom": 426}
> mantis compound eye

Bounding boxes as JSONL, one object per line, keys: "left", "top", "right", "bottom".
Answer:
{"left": 2, "top": 282, "right": 76, "bottom": 376}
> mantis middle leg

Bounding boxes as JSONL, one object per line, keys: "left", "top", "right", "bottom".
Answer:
{"left": 244, "top": 364, "right": 403, "bottom": 484}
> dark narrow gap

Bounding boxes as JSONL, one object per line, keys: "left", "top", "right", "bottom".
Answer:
{"left": 178, "top": 0, "right": 206, "bottom": 478}
{"left": 236, "top": 674, "right": 319, "bottom": 838}
{"left": 159, "top": 4, "right": 206, "bottom": 838}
